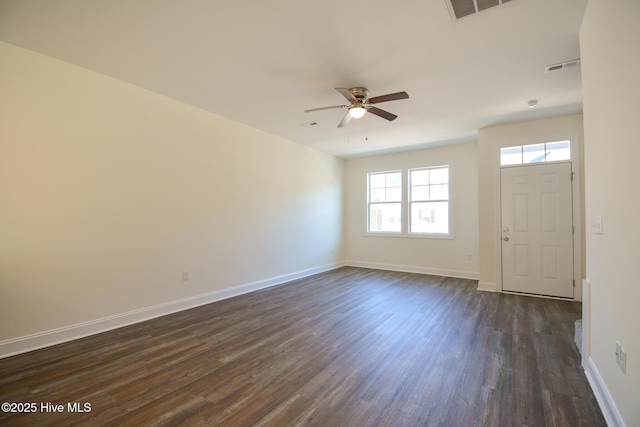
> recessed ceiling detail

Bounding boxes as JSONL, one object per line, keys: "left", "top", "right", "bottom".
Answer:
{"left": 446, "top": 0, "right": 513, "bottom": 21}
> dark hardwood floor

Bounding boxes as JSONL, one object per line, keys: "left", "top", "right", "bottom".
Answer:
{"left": 0, "top": 267, "right": 606, "bottom": 426}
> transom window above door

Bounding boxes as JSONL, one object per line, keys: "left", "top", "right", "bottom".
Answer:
{"left": 500, "top": 141, "right": 570, "bottom": 166}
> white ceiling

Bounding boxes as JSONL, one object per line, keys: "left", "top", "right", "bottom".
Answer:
{"left": 0, "top": 0, "right": 587, "bottom": 158}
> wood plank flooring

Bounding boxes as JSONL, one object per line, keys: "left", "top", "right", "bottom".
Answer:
{"left": 0, "top": 267, "right": 606, "bottom": 426}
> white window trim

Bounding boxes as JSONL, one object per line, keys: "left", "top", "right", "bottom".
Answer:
{"left": 408, "top": 166, "right": 451, "bottom": 237}
{"left": 365, "top": 165, "right": 453, "bottom": 239}
{"left": 366, "top": 170, "right": 402, "bottom": 234}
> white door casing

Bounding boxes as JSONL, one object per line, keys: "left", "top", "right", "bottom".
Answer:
{"left": 500, "top": 163, "right": 574, "bottom": 298}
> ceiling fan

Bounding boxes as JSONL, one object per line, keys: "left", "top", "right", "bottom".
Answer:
{"left": 305, "top": 87, "right": 409, "bottom": 128}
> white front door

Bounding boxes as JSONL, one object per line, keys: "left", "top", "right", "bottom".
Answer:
{"left": 500, "top": 163, "right": 574, "bottom": 298}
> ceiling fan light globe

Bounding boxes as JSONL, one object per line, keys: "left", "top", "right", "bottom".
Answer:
{"left": 349, "top": 106, "right": 366, "bottom": 119}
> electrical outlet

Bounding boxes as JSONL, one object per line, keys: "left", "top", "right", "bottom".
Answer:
{"left": 182, "top": 271, "right": 190, "bottom": 281}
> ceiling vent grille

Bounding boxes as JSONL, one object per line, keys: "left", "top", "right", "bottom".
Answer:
{"left": 545, "top": 59, "right": 581, "bottom": 73}
{"left": 446, "top": 0, "right": 513, "bottom": 21}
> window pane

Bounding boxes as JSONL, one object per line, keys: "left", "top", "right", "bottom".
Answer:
{"left": 500, "top": 146, "right": 522, "bottom": 165}
{"left": 387, "top": 172, "right": 402, "bottom": 187}
{"left": 430, "top": 184, "right": 449, "bottom": 200}
{"left": 369, "top": 171, "right": 401, "bottom": 203}
{"left": 429, "top": 168, "right": 449, "bottom": 184}
{"left": 370, "top": 173, "right": 386, "bottom": 189}
{"left": 546, "top": 140, "right": 571, "bottom": 161}
{"left": 411, "top": 169, "right": 430, "bottom": 185}
{"left": 369, "top": 203, "right": 401, "bottom": 232}
{"left": 523, "top": 143, "right": 546, "bottom": 163}
{"left": 386, "top": 187, "right": 402, "bottom": 202}
{"left": 411, "top": 185, "right": 430, "bottom": 201}
{"left": 370, "top": 188, "right": 385, "bottom": 202}
{"left": 411, "top": 201, "right": 449, "bottom": 234}
{"left": 368, "top": 171, "right": 402, "bottom": 232}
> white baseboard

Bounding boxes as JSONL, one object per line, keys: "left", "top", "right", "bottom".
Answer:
{"left": 345, "top": 260, "right": 479, "bottom": 281}
{"left": 585, "top": 357, "right": 626, "bottom": 427}
{"left": 582, "top": 279, "right": 591, "bottom": 369}
{"left": 0, "top": 261, "right": 345, "bottom": 359}
{"left": 477, "top": 281, "right": 498, "bottom": 292}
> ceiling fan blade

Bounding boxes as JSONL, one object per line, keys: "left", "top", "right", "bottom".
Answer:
{"left": 335, "top": 88, "right": 357, "bottom": 102}
{"left": 367, "top": 106, "right": 398, "bottom": 121}
{"left": 337, "top": 111, "right": 352, "bottom": 128}
{"left": 304, "top": 105, "right": 346, "bottom": 113}
{"left": 368, "top": 91, "right": 409, "bottom": 104}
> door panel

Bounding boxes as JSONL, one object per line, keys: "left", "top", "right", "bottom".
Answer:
{"left": 514, "top": 245, "right": 530, "bottom": 276}
{"left": 501, "top": 163, "right": 574, "bottom": 298}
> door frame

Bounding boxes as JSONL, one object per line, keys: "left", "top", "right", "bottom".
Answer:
{"left": 493, "top": 134, "right": 583, "bottom": 301}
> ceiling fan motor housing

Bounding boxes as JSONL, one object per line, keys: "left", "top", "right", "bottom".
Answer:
{"left": 349, "top": 87, "right": 369, "bottom": 101}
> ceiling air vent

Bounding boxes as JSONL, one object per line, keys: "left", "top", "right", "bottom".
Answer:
{"left": 446, "top": 0, "right": 513, "bottom": 21}
{"left": 545, "top": 59, "right": 581, "bottom": 73}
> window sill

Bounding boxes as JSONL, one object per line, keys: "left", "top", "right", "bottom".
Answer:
{"left": 365, "top": 232, "right": 454, "bottom": 240}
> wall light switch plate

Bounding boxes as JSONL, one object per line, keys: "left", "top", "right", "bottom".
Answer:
{"left": 592, "top": 216, "right": 603, "bottom": 234}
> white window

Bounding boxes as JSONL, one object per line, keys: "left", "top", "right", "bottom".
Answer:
{"left": 367, "top": 171, "right": 402, "bottom": 233}
{"left": 409, "top": 166, "right": 449, "bottom": 235}
{"left": 367, "top": 167, "right": 452, "bottom": 236}
{"left": 500, "top": 140, "right": 571, "bottom": 166}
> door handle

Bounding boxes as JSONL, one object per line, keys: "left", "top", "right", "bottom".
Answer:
{"left": 503, "top": 237, "right": 509, "bottom": 241}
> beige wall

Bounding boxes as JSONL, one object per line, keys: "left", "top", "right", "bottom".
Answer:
{"left": 580, "top": 0, "right": 640, "bottom": 424}
{"left": 345, "top": 142, "right": 479, "bottom": 279}
{"left": 477, "top": 114, "right": 584, "bottom": 293}
{"left": 0, "top": 42, "right": 344, "bottom": 354}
